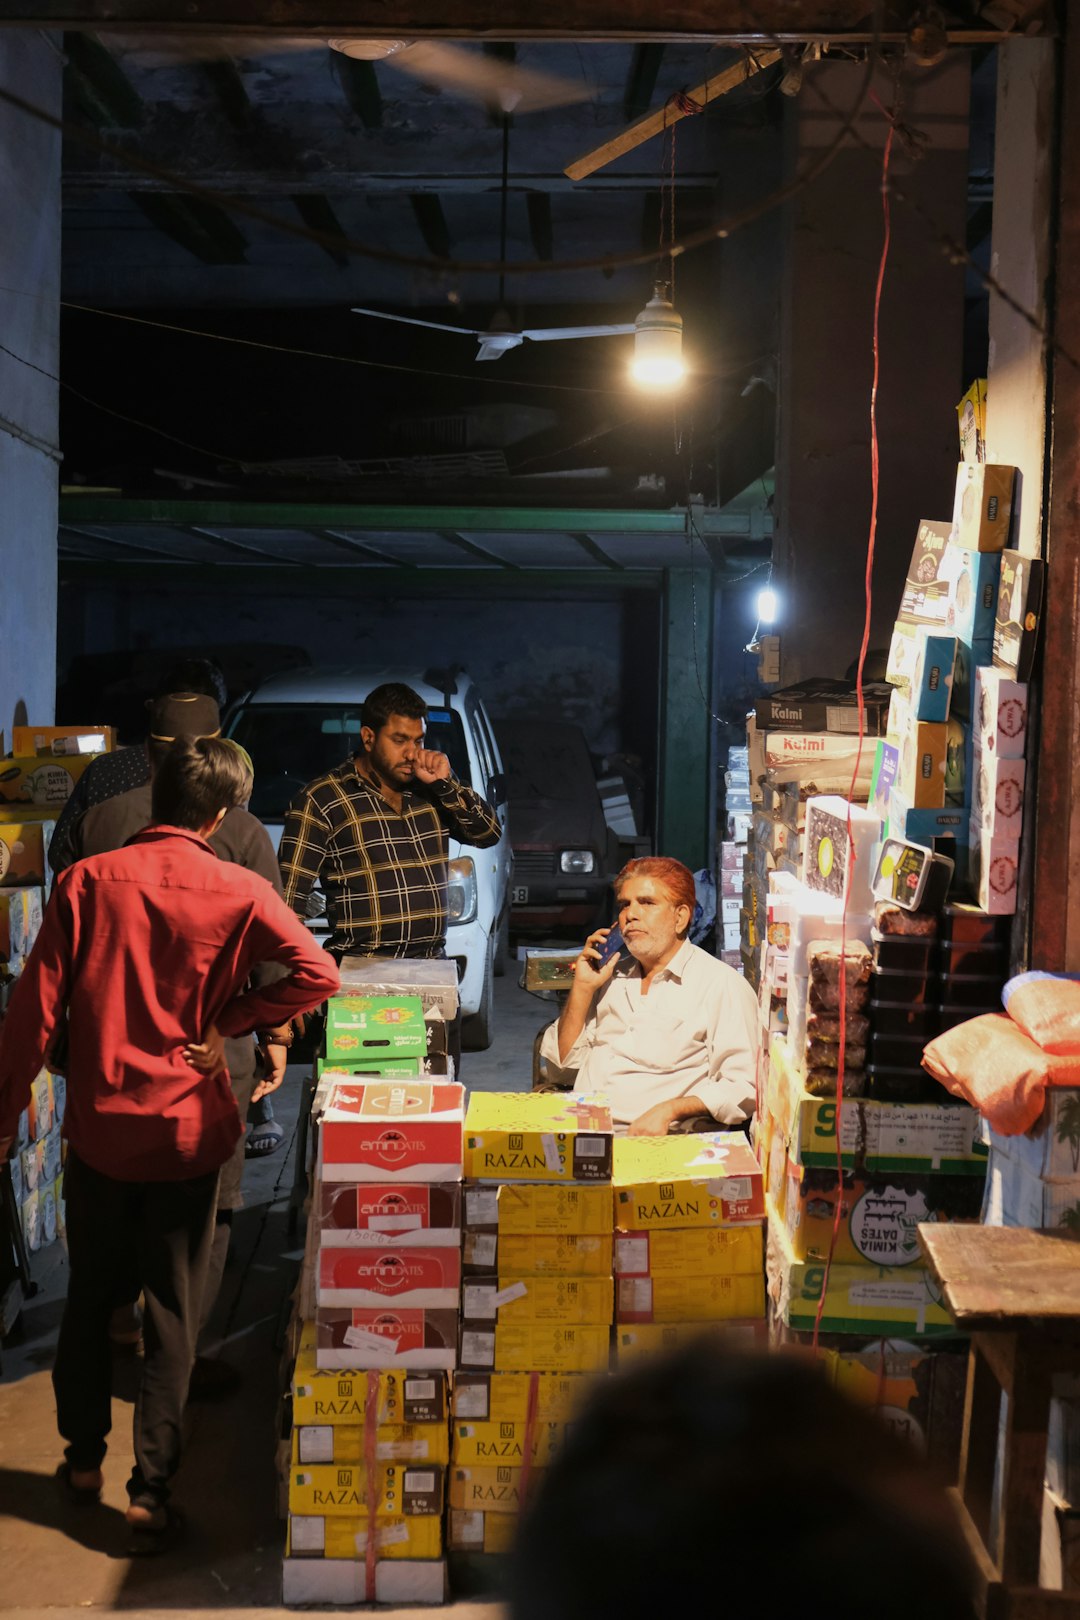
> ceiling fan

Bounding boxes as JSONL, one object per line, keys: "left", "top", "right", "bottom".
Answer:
{"left": 115, "top": 33, "right": 591, "bottom": 116}
{"left": 349, "top": 306, "right": 636, "bottom": 363}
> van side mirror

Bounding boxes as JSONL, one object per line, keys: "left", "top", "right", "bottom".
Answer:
{"left": 488, "top": 772, "right": 508, "bottom": 808}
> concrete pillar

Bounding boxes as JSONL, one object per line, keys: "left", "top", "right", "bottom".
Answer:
{"left": 656, "top": 567, "right": 713, "bottom": 871}
{"left": 0, "top": 32, "right": 62, "bottom": 740}
{"left": 775, "top": 56, "right": 970, "bottom": 685}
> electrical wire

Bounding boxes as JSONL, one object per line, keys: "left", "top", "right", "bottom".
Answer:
{"left": 810, "top": 92, "right": 895, "bottom": 1353}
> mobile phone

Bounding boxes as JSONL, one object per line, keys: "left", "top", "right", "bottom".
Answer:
{"left": 592, "top": 927, "right": 625, "bottom": 969}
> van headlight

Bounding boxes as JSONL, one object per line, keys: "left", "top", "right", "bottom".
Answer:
{"left": 447, "top": 857, "right": 477, "bottom": 924}
{"left": 559, "top": 849, "right": 596, "bottom": 874}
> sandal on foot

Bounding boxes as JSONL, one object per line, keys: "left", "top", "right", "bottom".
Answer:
{"left": 245, "top": 1120, "right": 285, "bottom": 1158}
{"left": 126, "top": 1503, "right": 185, "bottom": 1556}
{"left": 56, "top": 1461, "right": 103, "bottom": 1503}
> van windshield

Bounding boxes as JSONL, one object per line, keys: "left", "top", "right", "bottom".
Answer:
{"left": 228, "top": 703, "right": 471, "bottom": 821}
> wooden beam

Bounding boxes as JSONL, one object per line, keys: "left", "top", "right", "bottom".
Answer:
{"left": 0, "top": 3, "right": 1044, "bottom": 41}
{"left": 409, "top": 194, "right": 453, "bottom": 260}
{"left": 63, "top": 30, "right": 142, "bottom": 127}
{"left": 292, "top": 195, "right": 349, "bottom": 266}
{"left": 200, "top": 55, "right": 251, "bottom": 129}
{"left": 565, "top": 47, "right": 782, "bottom": 180}
{"left": 129, "top": 191, "right": 247, "bottom": 263}
{"left": 623, "top": 42, "right": 665, "bottom": 121}
{"left": 526, "top": 192, "right": 554, "bottom": 260}
{"left": 331, "top": 51, "right": 382, "bottom": 129}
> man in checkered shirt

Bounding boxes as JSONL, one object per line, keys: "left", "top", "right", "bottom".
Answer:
{"left": 278, "top": 682, "right": 501, "bottom": 1068}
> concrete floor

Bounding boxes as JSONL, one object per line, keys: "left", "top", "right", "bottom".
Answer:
{"left": 0, "top": 971, "right": 553, "bottom": 1614}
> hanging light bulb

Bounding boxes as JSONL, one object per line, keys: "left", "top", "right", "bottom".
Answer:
{"left": 630, "top": 284, "right": 685, "bottom": 390}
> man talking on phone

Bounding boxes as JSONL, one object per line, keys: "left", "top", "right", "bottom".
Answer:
{"left": 540, "top": 857, "right": 760, "bottom": 1135}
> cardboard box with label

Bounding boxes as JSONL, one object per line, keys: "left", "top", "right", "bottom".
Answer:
{"left": 766, "top": 1219, "right": 956, "bottom": 1337}
{"left": 313, "top": 1307, "right": 458, "bottom": 1371}
{"left": 318, "top": 1180, "right": 461, "bottom": 1241}
{"left": 988, "top": 1090, "right": 1080, "bottom": 1183}
{"left": 968, "top": 823, "right": 1019, "bottom": 916}
{"left": 316, "top": 1080, "right": 465, "bottom": 1183}
{"left": 982, "top": 1154, "right": 1080, "bottom": 1232}
{"left": 993, "top": 550, "right": 1045, "bottom": 682}
{"left": 975, "top": 665, "right": 1028, "bottom": 760}
{"left": 336, "top": 956, "right": 459, "bottom": 1019}
{"left": 458, "top": 1322, "right": 611, "bottom": 1375}
{"left": 781, "top": 1160, "right": 983, "bottom": 1267}
{"left": 971, "top": 744, "right": 1026, "bottom": 839}
{"left": 11, "top": 724, "right": 116, "bottom": 756}
{"left": 615, "top": 1319, "right": 768, "bottom": 1360}
{"left": 950, "top": 462, "right": 1016, "bottom": 552}
{"left": 461, "top": 1275, "right": 613, "bottom": 1327}
{"left": 289, "top": 1462, "right": 444, "bottom": 1518}
{"left": 0, "top": 822, "right": 47, "bottom": 886}
{"left": 451, "top": 1371, "right": 597, "bottom": 1424}
{"left": 447, "top": 1508, "right": 517, "bottom": 1555}
{"left": 451, "top": 1420, "right": 567, "bottom": 1468}
{"left": 615, "top": 1270, "right": 765, "bottom": 1323}
{"left": 448, "top": 1465, "right": 543, "bottom": 1517}
{"left": 325, "top": 994, "right": 427, "bottom": 1063}
{"left": 317, "top": 1242, "right": 462, "bottom": 1309}
{"left": 291, "top": 1347, "right": 449, "bottom": 1426}
{"left": 464, "top": 1093, "right": 613, "bottom": 1184}
{"left": 0, "top": 754, "right": 99, "bottom": 808}
{"left": 613, "top": 1225, "right": 763, "bottom": 1279}
{"left": 753, "top": 680, "right": 893, "bottom": 736}
{"left": 894, "top": 521, "right": 1001, "bottom": 649}
{"left": 286, "top": 1510, "right": 443, "bottom": 1561}
{"left": 0, "top": 884, "right": 44, "bottom": 968}
{"left": 888, "top": 698, "right": 948, "bottom": 810}
{"left": 293, "top": 1421, "right": 450, "bottom": 1467}
{"left": 463, "top": 1181, "right": 611, "bottom": 1236}
{"left": 282, "top": 1552, "right": 447, "bottom": 1606}
{"left": 613, "top": 1134, "right": 764, "bottom": 1230}
{"left": 463, "top": 1230, "right": 612, "bottom": 1277}
{"left": 885, "top": 626, "right": 957, "bottom": 722}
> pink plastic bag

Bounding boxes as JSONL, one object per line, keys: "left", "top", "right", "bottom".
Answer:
{"left": 1002, "top": 973, "right": 1080, "bottom": 1056}
{"left": 921, "top": 1013, "right": 1080, "bottom": 1135}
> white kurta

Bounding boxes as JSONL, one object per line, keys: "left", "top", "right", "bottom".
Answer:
{"left": 539, "top": 939, "right": 760, "bottom": 1127}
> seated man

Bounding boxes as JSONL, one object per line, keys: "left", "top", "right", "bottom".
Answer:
{"left": 539, "top": 857, "right": 760, "bottom": 1135}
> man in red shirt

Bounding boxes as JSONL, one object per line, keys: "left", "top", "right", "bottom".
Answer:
{"left": 0, "top": 737, "right": 339, "bottom": 1548}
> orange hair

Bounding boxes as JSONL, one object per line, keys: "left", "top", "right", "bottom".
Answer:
{"left": 615, "top": 856, "right": 696, "bottom": 916}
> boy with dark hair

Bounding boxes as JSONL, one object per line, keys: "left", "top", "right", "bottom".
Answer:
{"left": 0, "top": 737, "right": 340, "bottom": 1549}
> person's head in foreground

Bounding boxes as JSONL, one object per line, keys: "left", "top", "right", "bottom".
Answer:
{"left": 150, "top": 736, "right": 253, "bottom": 834}
{"left": 614, "top": 856, "right": 696, "bottom": 970}
{"left": 509, "top": 1340, "right": 977, "bottom": 1620}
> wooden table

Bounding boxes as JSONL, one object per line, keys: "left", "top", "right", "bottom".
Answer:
{"left": 918, "top": 1224, "right": 1080, "bottom": 1620}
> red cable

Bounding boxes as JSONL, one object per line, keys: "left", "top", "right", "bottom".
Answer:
{"left": 811, "top": 110, "right": 895, "bottom": 1352}
{"left": 363, "top": 1373, "right": 380, "bottom": 1600}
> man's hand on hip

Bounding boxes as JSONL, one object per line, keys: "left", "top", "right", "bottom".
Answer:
{"left": 184, "top": 1022, "right": 226, "bottom": 1078}
{"left": 412, "top": 749, "right": 452, "bottom": 784}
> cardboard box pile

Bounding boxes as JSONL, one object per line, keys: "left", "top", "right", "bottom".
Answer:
{"left": 454, "top": 1092, "right": 614, "bottom": 1571}
{"left": 10, "top": 1069, "right": 66, "bottom": 1255}
{"left": 612, "top": 1133, "right": 766, "bottom": 1359}
{"left": 720, "top": 744, "right": 752, "bottom": 967}
{"left": 284, "top": 972, "right": 464, "bottom": 1606}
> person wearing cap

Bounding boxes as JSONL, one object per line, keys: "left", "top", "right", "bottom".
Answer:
{"left": 71, "top": 693, "right": 293, "bottom": 1395}
{"left": 0, "top": 737, "right": 340, "bottom": 1549}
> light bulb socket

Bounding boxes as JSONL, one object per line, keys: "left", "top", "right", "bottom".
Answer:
{"left": 631, "top": 287, "right": 685, "bottom": 388}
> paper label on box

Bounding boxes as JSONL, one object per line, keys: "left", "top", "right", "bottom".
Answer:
{"left": 463, "top": 1284, "right": 497, "bottom": 1316}
{"left": 461, "top": 1331, "right": 495, "bottom": 1366}
{"left": 454, "top": 1385, "right": 487, "bottom": 1419}
{"left": 576, "top": 1136, "right": 607, "bottom": 1157}
{"left": 847, "top": 1277, "right": 929, "bottom": 1309}
{"left": 404, "top": 1378, "right": 436, "bottom": 1401}
{"left": 707, "top": 1176, "right": 751, "bottom": 1201}
{"left": 466, "top": 1188, "right": 498, "bottom": 1225}
{"left": 290, "top": 1515, "right": 326, "bottom": 1553}
{"left": 492, "top": 1282, "right": 528, "bottom": 1310}
{"left": 872, "top": 1106, "right": 976, "bottom": 1164}
{"left": 405, "top": 1471, "right": 436, "bottom": 1493}
{"left": 615, "top": 1237, "right": 650, "bottom": 1274}
{"left": 541, "top": 1133, "right": 562, "bottom": 1174}
{"left": 300, "top": 1427, "right": 334, "bottom": 1464}
{"left": 468, "top": 1233, "right": 498, "bottom": 1268}
{"left": 621, "top": 1278, "right": 652, "bottom": 1312}
{"left": 377, "top": 1522, "right": 411, "bottom": 1549}
{"left": 343, "top": 1324, "right": 399, "bottom": 1355}
{"left": 377, "top": 1439, "right": 431, "bottom": 1461}
{"left": 453, "top": 1510, "right": 485, "bottom": 1545}
{"left": 369, "top": 1214, "right": 423, "bottom": 1232}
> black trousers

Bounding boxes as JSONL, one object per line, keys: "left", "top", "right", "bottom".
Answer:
{"left": 54, "top": 1151, "right": 219, "bottom": 1508}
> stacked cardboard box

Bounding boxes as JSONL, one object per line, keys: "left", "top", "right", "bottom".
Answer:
{"left": 612, "top": 1133, "right": 767, "bottom": 1361}
{"left": 721, "top": 745, "right": 752, "bottom": 967}
{"left": 9, "top": 1069, "right": 66, "bottom": 1258}
{"left": 454, "top": 1093, "right": 614, "bottom": 1575}
{"left": 284, "top": 972, "right": 466, "bottom": 1605}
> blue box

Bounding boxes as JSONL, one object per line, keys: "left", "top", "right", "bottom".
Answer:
{"left": 896, "top": 523, "right": 1001, "bottom": 650}
{"left": 886, "top": 791, "right": 968, "bottom": 845}
{"left": 885, "top": 626, "right": 957, "bottom": 721}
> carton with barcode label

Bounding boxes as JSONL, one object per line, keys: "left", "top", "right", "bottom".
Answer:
{"left": 451, "top": 1371, "right": 597, "bottom": 1424}
{"left": 461, "top": 1275, "right": 613, "bottom": 1326}
{"left": 287, "top": 1511, "right": 443, "bottom": 1561}
{"left": 615, "top": 1319, "right": 768, "bottom": 1360}
{"left": 447, "top": 1507, "right": 517, "bottom": 1554}
{"left": 448, "top": 1465, "right": 544, "bottom": 1516}
{"left": 613, "top": 1224, "right": 763, "bottom": 1279}
{"left": 313, "top": 1307, "right": 458, "bottom": 1370}
{"left": 318, "top": 1180, "right": 462, "bottom": 1240}
{"left": 288, "top": 1461, "right": 444, "bottom": 1517}
{"left": 458, "top": 1322, "right": 611, "bottom": 1374}
{"left": 293, "top": 1422, "right": 450, "bottom": 1467}
{"left": 463, "top": 1230, "right": 612, "bottom": 1277}
{"left": 612, "top": 1134, "right": 764, "bottom": 1230}
{"left": 464, "top": 1092, "right": 612, "bottom": 1183}
{"left": 615, "top": 1271, "right": 765, "bottom": 1324}
{"left": 451, "top": 1419, "right": 567, "bottom": 1467}
{"left": 463, "top": 1181, "right": 611, "bottom": 1235}
{"left": 291, "top": 1349, "right": 448, "bottom": 1425}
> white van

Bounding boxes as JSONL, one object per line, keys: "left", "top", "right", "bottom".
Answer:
{"left": 226, "top": 665, "right": 512, "bottom": 1049}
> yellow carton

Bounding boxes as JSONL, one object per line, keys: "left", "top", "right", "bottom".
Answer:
{"left": 615, "top": 1272, "right": 765, "bottom": 1323}
{"left": 459, "top": 1323, "right": 611, "bottom": 1375}
{"left": 612, "top": 1133, "right": 765, "bottom": 1230}
{"left": 449, "top": 1465, "right": 545, "bottom": 1516}
{"left": 288, "top": 1463, "right": 444, "bottom": 1518}
{"left": 287, "top": 1513, "right": 443, "bottom": 1561}
{"left": 764, "top": 1039, "right": 988, "bottom": 1175}
{"left": 452, "top": 1371, "right": 598, "bottom": 1424}
{"left": 766, "top": 1212, "right": 956, "bottom": 1337}
{"left": 447, "top": 1508, "right": 518, "bottom": 1554}
{"left": 292, "top": 1423, "right": 449, "bottom": 1467}
{"left": 615, "top": 1319, "right": 768, "bottom": 1360}
{"left": 464, "top": 1092, "right": 612, "bottom": 1183}
{"left": 451, "top": 1420, "right": 567, "bottom": 1467}
{"left": 0, "top": 755, "right": 99, "bottom": 806}
{"left": 464, "top": 1230, "right": 612, "bottom": 1276}
{"left": 614, "top": 1225, "right": 763, "bottom": 1279}
{"left": 291, "top": 1345, "right": 448, "bottom": 1426}
{"left": 0, "top": 823, "right": 47, "bottom": 886}
{"left": 464, "top": 1181, "right": 611, "bottom": 1235}
{"left": 12, "top": 724, "right": 115, "bottom": 756}
{"left": 462, "top": 1275, "right": 613, "bottom": 1326}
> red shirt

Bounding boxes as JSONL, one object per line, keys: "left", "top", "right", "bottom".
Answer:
{"left": 0, "top": 826, "right": 340, "bottom": 1181}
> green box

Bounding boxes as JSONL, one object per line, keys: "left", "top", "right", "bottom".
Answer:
{"left": 317, "top": 1057, "right": 424, "bottom": 1080}
{"left": 324, "top": 994, "right": 426, "bottom": 1062}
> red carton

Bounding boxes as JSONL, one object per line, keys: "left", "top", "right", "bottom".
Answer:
{"left": 318, "top": 1181, "right": 462, "bottom": 1240}
{"left": 318, "top": 1242, "right": 462, "bottom": 1309}
{"left": 314, "top": 1307, "right": 458, "bottom": 1370}
{"left": 318, "top": 1080, "right": 465, "bottom": 1182}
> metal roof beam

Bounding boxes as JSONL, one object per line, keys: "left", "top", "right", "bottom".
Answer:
{"left": 62, "top": 30, "right": 142, "bottom": 127}
{"left": 570, "top": 531, "right": 622, "bottom": 570}
{"left": 316, "top": 528, "right": 408, "bottom": 566}
{"left": 200, "top": 54, "right": 251, "bottom": 129}
{"left": 623, "top": 42, "right": 665, "bottom": 121}
{"left": 526, "top": 192, "right": 554, "bottom": 262}
{"left": 438, "top": 530, "right": 520, "bottom": 569}
{"left": 292, "top": 195, "right": 350, "bottom": 266}
{"left": 409, "top": 195, "right": 453, "bottom": 261}
{"left": 183, "top": 524, "right": 301, "bottom": 563}
{"left": 331, "top": 52, "right": 383, "bottom": 129}
{"left": 129, "top": 191, "right": 247, "bottom": 263}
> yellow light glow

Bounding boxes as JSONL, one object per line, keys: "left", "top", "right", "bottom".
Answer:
{"left": 630, "top": 355, "right": 687, "bottom": 389}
